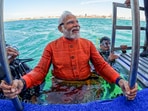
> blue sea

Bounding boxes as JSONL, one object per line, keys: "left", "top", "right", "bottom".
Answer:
{"left": 4, "top": 18, "right": 146, "bottom": 68}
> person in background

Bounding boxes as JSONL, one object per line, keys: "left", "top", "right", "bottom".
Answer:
{"left": 125, "top": 0, "right": 148, "bottom": 57}
{"left": 99, "top": 36, "right": 118, "bottom": 63}
{"left": 90, "top": 36, "right": 120, "bottom": 73}
{"left": 0, "top": 45, "right": 19, "bottom": 80}
{"left": 99, "top": 36, "right": 127, "bottom": 64}
{"left": 0, "top": 45, "right": 41, "bottom": 102}
{"left": 0, "top": 11, "right": 137, "bottom": 101}
{"left": 6, "top": 45, "right": 19, "bottom": 64}
{"left": 98, "top": 36, "right": 128, "bottom": 96}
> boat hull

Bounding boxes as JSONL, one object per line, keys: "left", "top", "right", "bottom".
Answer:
{"left": 0, "top": 88, "right": 147, "bottom": 111}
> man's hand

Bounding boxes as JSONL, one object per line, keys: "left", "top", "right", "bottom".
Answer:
{"left": 125, "top": 0, "right": 131, "bottom": 6}
{"left": 108, "top": 53, "right": 119, "bottom": 61}
{"left": 6, "top": 47, "right": 19, "bottom": 64}
{"left": 118, "top": 79, "right": 137, "bottom": 100}
{"left": 0, "top": 79, "right": 24, "bottom": 98}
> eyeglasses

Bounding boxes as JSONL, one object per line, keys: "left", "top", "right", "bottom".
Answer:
{"left": 59, "top": 20, "right": 79, "bottom": 26}
{"left": 66, "top": 20, "right": 79, "bottom": 25}
{"left": 59, "top": 23, "right": 64, "bottom": 26}
{"left": 100, "top": 40, "right": 110, "bottom": 47}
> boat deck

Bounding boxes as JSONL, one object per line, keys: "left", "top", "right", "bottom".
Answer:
{"left": 116, "top": 53, "right": 148, "bottom": 87}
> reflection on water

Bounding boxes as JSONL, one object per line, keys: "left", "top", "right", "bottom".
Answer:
{"left": 35, "top": 62, "right": 143, "bottom": 105}
{"left": 36, "top": 72, "right": 123, "bottom": 105}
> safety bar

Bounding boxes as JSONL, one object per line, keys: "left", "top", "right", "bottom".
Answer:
{"left": 129, "top": 0, "right": 140, "bottom": 88}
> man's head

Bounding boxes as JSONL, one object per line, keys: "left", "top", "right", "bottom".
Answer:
{"left": 100, "top": 36, "right": 110, "bottom": 52}
{"left": 58, "top": 11, "right": 80, "bottom": 39}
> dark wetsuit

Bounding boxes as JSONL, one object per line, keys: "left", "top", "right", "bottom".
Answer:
{"left": 99, "top": 49, "right": 122, "bottom": 74}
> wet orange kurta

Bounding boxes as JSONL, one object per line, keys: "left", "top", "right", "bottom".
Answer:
{"left": 23, "top": 37, "right": 120, "bottom": 88}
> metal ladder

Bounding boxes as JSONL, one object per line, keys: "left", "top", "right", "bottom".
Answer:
{"left": 111, "top": 2, "right": 145, "bottom": 51}
{"left": 111, "top": 2, "right": 148, "bottom": 87}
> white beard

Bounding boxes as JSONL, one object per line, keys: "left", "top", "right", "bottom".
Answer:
{"left": 62, "top": 26, "right": 80, "bottom": 39}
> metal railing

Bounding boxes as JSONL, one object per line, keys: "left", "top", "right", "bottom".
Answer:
{"left": 111, "top": 1, "right": 141, "bottom": 88}
{"left": 111, "top": 2, "right": 144, "bottom": 52}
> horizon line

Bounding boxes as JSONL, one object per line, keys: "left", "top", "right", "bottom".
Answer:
{"left": 4, "top": 14, "right": 137, "bottom": 22}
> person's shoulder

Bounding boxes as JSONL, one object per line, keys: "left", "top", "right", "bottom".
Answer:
{"left": 47, "top": 37, "right": 62, "bottom": 45}
{"left": 79, "top": 37, "right": 89, "bottom": 41}
{"left": 44, "top": 37, "right": 62, "bottom": 49}
{"left": 79, "top": 37, "right": 92, "bottom": 43}
{"left": 78, "top": 38, "right": 95, "bottom": 48}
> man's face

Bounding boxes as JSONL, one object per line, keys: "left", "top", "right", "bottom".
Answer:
{"left": 61, "top": 15, "right": 80, "bottom": 39}
{"left": 100, "top": 40, "right": 110, "bottom": 52}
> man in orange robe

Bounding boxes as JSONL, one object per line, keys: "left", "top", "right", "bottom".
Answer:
{"left": 0, "top": 11, "right": 137, "bottom": 101}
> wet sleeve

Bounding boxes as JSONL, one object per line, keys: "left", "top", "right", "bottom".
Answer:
{"left": 22, "top": 44, "right": 52, "bottom": 88}
{"left": 90, "top": 42, "right": 120, "bottom": 83}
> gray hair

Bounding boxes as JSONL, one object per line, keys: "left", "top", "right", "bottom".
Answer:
{"left": 58, "top": 11, "right": 74, "bottom": 26}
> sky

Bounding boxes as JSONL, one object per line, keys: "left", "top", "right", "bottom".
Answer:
{"left": 3, "top": 0, "right": 144, "bottom": 20}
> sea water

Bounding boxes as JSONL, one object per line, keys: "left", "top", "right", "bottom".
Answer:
{"left": 4, "top": 18, "right": 146, "bottom": 68}
{"left": 4, "top": 18, "right": 145, "bottom": 103}
{"left": 4, "top": 18, "right": 146, "bottom": 67}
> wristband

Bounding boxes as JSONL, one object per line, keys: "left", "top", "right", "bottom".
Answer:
{"left": 115, "top": 77, "right": 123, "bottom": 86}
{"left": 20, "top": 78, "right": 26, "bottom": 91}
{"left": 122, "top": 50, "right": 126, "bottom": 53}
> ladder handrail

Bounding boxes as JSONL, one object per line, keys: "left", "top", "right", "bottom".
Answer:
{"left": 129, "top": 0, "right": 140, "bottom": 88}
{"left": 111, "top": 2, "right": 144, "bottom": 52}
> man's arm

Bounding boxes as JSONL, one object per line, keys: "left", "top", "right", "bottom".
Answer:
{"left": 118, "top": 78, "right": 137, "bottom": 100}
{"left": 108, "top": 53, "right": 119, "bottom": 62}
